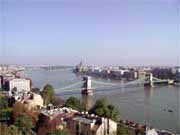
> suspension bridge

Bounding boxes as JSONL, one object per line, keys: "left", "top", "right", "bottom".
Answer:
{"left": 52, "top": 73, "right": 173, "bottom": 95}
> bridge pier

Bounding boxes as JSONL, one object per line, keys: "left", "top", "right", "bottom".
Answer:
{"left": 81, "top": 76, "right": 93, "bottom": 96}
{"left": 82, "top": 94, "right": 94, "bottom": 111}
{"left": 144, "top": 73, "right": 154, "bottom": 87}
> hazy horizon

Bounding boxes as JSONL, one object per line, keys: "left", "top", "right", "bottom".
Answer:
{"left": 0, "top": 0, "right": 179, "bottom": 66}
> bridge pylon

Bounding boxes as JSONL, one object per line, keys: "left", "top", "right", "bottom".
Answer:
{"left": 81, "top": 76, "right": 93, "bottom": 96}
{"left": 144, "top": 73, "right": 154, "bottom": 87}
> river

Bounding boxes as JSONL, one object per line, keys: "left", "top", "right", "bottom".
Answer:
{"left": 21, "top": 68, "right": 180, "bottom": 133}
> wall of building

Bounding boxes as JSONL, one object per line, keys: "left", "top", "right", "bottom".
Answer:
{"left": 9, "top": 79, "right": 31, "bottom": 93}
{"left": 96, "top": 118, "right": 117, "bottom": 135}
{"left": 68, "top": 119, "right": 93, "bottom": 135}
{"left": 26, "top": 93, "right": 43, "bottom": 109}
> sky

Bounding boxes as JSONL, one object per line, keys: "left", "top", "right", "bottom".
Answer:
{"left": 0, "top": 0, "right": 179, "bottom": 66}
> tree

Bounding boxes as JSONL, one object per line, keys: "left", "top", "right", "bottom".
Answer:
{"left": 51, "top": 96, "right": 64, "bottom": 106}
{"left": 0, "top": 96, "right": 12, "bottom": 121}
{"left": 12, "top": 102, "right": 27, "bottom": 120}
{"left": 8, "top": 125, "right": 23, "bottom": 135}
{"left": 0, "top": 96, "right": 8, "bottom": 109}
{"left": 107, "top": 104, "right": 119, "bottom": 120}
{"left": 117, "top": 126, "right": 134, "bottom": 135}
{"left": 31, "top": 88, "right": 40, "bottom": 94}
{"left": 0, "top": 108, "right": 12, "bottom": 121}
{"left": 12, "top": 102, "right": 40, "bottom": 125}
{"left": 90, "top": 98, "right": 119, "bottom": 121}
{"left": 47, "top": 129, "right": 70, "bottom": 135}
{"left": 0, "top": 124, "right": 23, "bottom": 135}
{"left": 15, "top": 113, "right": 35, "bottom": 135}
{"left": 41, "top": 84, "right": 55, "bottom": 105}
{"left": 65, "top": 97, "right": 82, "bottom": 111}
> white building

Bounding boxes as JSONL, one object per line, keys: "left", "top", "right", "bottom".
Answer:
{"left": 68, "top": 115, "right": 117, "bottom": 135}
{"left": 146, "top": 128, "right": 158, "bottom": 135}
{"left": 26, "top": 93, "right": 43, "bottom": 109}
{"left": 9, "top": 78, "right": 31, "bottom": 94}
{"left": 96, "top": 118, "right": 117, "bottom": 135}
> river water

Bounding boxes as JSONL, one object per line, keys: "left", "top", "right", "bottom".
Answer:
{"left": 22, "top": 68, "right": 180, "bottom": 133}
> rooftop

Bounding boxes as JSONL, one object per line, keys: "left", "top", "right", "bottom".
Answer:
{"left": 10, "top": 78, "right": 30, "bottom": 82}
{"left": 41, "top": 106, "right": 78, "bottom": 117}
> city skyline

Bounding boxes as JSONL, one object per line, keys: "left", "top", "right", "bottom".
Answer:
{"left": 0, "top": 0, "right": 179, "bottom": 66}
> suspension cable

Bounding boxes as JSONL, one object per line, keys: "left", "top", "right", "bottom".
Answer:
{"left": 55, "top": 81, "right": 83, "bottom": 91}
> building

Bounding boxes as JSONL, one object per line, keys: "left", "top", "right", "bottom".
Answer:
{"left": 0, "top": 74, "right": 15, "bottom": 90}
{"left": 9, "top": 89, "right": 43, "bottom": 109}
{"left": 67, "top": 113, "right": 117, "bottom": 135}
{"left": 37, "top": 105, "right": 117, "bottom": 135}
{"left": 110, "top": 70, "right": 123, "bottom": 78}
{"left": 25, "top": 93, "right": 43, "bottom": 109}
{"left": 101, "top": 69, "right": 110, "bottom": 77}
{"left": 94, "top": 68, "right": 102, "bottom": 76}
{"left": 146, "top": 127, "right": 158, "bottom": 135}
{"left": 123, "top": 70, "right": 138, "bottom": 80}
{"left": 137, "top": 69, "right": 146, "bottom": 79}
{"left": 37, "top": 106, "right": 78, "bottom": 135}
{"left": 9, "top": 78, "right": 31, "bottom": 95}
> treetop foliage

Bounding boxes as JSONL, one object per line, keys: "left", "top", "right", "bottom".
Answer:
{"left": 90, "top": 98, "right": 119, "bottom": 121}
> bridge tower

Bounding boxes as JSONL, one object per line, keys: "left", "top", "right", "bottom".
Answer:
{"left": 81, "top": 76, "right": 93, "bottom": 96}
{"left": 144, "top": 73, "right": 154, "bottom": 87}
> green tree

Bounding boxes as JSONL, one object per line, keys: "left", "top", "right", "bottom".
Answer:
{"left": 41, "top": 84, "right": 55, "bottom": 105}
{"left": 107, "top": 104, "right": 119, "bottom": 120}
{"left": 0, "top": 108, "right": 12, "bottom": 121}
{"left": 8, "top": 125, "right": 23, "bottom": 135}
{"left": 47, "top": 129, "right": 70, "bottom": 135}
{"left": 15, "top": 113, "right": 35, "bottom": 135}
{"left": 65, "top": 97, "right": 83, "bottom": 111}
{"left": 0, "top": 96, "right": 12, "bottom": 121}
{"left": 51, "top": 96, "right": 64, "bottom": 106}
{"left": 90, "top": 98, "right": 119, "bottom": 121}
{"left": 31, "top": 87, "right": 40, "bottom": 94}
{"left": 0, "top": 96, "right": 8, "bottom": 109}
{"left": 117, "top": 126, "right": 134, "bottom": 135}
{"left": 94, "top": 98, "right": 109, "bottom": 108}
{"left": 0, "top": 124, "right": 23, "bottom": 135}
